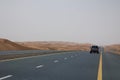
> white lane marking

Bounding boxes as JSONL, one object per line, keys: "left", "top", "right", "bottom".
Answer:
{"left": 75, "top": 55, "right": 77, "bottom": 56}
{"left": 0, "top": 75, "right": 13, "bottom": 80}
{"left": 0, "top": 51, "right": 68, "bottom": 62}
{"left": 71, "top": 56, "right": 73, "bottom": 58}
{"left": 54, "top": 60, "right": 59, "bottom": 63}
{"left": 36, "top": 65, "right": 44, "bottom": 69}
{"left": 64, "top": 57, "right": 67, "bottom": 60}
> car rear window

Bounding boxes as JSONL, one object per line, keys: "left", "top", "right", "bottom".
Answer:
{"left": 92, "top": 46, "right": 99, "bottom": 48}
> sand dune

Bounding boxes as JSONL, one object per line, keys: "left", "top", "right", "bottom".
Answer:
{"left": 0, "top": 38, "right": 91, "bottom": 51}
{"left": 17, "top": 41, "right": 91, "bottom": 51}
{"left": 105, "top": 44, "right": 120, "bottom": 54}
{"left": 0, "top": 38, "right": 34, "bottom": 51}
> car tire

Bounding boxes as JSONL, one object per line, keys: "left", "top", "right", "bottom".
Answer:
{"left": 90, "top": 51, "right": 92, "bottom": 54}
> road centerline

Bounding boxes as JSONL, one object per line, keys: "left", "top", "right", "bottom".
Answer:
{"left": 97, "top": 53, "right": 102, "bottom": 80}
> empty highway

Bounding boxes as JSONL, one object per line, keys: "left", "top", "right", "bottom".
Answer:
{"left": 0, "top": 51, "right": 120, "bottom": 80}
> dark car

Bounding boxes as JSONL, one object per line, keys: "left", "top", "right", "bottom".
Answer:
{"left": 90, "top": 45, "right": 99, "bottom": 54}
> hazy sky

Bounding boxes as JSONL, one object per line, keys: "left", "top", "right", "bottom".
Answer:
{"left": 0, "top": 0, "right": 120, "bottom": 45}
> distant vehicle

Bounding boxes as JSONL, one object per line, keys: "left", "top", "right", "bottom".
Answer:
{"left": 90, "top": 45, "right": 99, "bottom": 54}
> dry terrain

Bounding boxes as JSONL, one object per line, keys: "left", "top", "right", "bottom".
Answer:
{"left": 105, "top": 44, "right": 120, "bottom": 54}
{"left": 0, "top": 38, "right": 91, "bottom": 61}
{"left": 2, "top": 38, "right": 120, "bottom": 54}
{"left": 0, "top": 38, "right": 34, "bottom": 51}
{"left": 0, "top": 38, "right": 91, "bottom": 51}
{"left": 17, "top": 41, "right": 91, "bottom": 51}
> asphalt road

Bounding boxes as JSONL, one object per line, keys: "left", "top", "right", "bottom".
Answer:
{"left": 0, "top": 51, "right": 99, "bottom": 80}
{"left": 0, "top": 51, "right": 120, "bottom": 80}
{"left": 103, "top": 52, "right": 120, "bottom": 80}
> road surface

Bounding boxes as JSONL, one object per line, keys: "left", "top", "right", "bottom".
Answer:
{"left": 0, "top": 51, "right": 120, "bottom": 80}
{"left": 103, "top": 52, "right": 120, "bottom": 80}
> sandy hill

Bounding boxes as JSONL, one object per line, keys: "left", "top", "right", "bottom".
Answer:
{"left": 0, "top": 38, "right": 91, "bottom": 51}
{"left": 0, "top": 38, "right": 34, "bottom": 51}
{"left": 105, "top": 44, "right": 120, "bottom": 54}
{"left": 17, "top": 41, "right": 91, "bottom": 51}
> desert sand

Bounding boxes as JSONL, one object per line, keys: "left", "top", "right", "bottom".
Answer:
{"left": 0, "top": 38, "right": 34, "bottom": 51}
{"left": 17, "top": 41, "right": 91, "bottom": 51}
{"left": 105, "top": 44, "right": 120, "bottom": 54}
{"left": 0, "top": 38, "right": 91, "bottom": 51}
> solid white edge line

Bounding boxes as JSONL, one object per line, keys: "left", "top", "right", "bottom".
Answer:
{"left": 0, "top": 51, "right": 72, "bottom": 62}
{"left": 0, "top": 75, "right": 13, "bottom": 80}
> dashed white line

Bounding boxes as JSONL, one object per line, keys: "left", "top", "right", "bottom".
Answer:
{"left": 0, "top": 75, "right": 13, "bottom": 80}
{"left": 54, "top": 60, "right": 59, "bottom": 63}
{"left": 64, "top": 57, "right": 67, "bottom": 60}
{"left": 36, "top": 65, "right": 44, "bottom": 69}
{"left": 75, "top": 55, "right": 77, "bottom": 56}
{"left": 71, "top": 56, "right": 73, "bottom": 58}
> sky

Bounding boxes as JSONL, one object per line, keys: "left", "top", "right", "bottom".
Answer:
{"left": 0, "top": 0, "right": 120, "bottom": 45}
